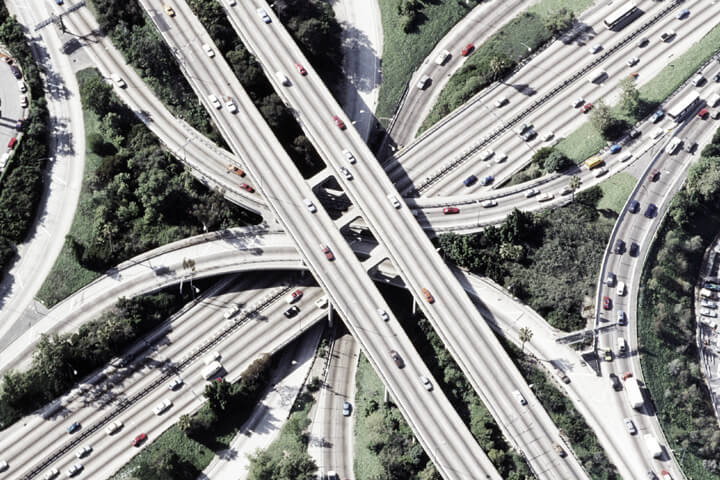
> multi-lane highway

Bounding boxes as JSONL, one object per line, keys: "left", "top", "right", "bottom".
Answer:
{"left": 136, "top": 0, "right": 501, "bottom": 477}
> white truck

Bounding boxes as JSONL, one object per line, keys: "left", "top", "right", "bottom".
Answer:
{"left": 643, "top": 433, "right": 663, "bottom": 458}
{"left": 625, "top": 377, "right": 645, "bottom": 409}
{"left": 201, "top": 360, "right": 223, "bottom": 380}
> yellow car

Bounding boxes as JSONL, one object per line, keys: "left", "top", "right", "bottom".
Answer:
{"left": 164, "top": 4, "right": 175, "bottom": 16}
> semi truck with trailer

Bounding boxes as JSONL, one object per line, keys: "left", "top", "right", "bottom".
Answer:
{"left": 624, "top": 375, "right": 645, "bottom": 409}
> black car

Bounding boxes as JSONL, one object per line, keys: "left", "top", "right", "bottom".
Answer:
{"left": 614, "top": 239, "right": 625, "bottom": 254}
{"left": 10, "top": 65, "right": 21, "bottom": 79}
{"left": 644, "top": 203, "right": 657, "bottom": 218}
{"left": 628, "top": 200, "right": 640, "bottom": 213}
{"left": 609, "top": 373, "right": 622, "bottom": 391}
{"left": 630, "top": 242, "right": 640, "bottom": 256}
{"left": 284, "top": 306, "right": 300, "bottom": 318}
{"left": 714, "top": 72, "right": 720, "bottom": 82}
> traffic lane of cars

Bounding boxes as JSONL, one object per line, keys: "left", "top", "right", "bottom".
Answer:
{"left": 0, "top": 57, "right": 27, "bottom": 167}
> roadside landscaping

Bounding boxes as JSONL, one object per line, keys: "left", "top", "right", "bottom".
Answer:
{"left": 375, "top": 0, "right": 478, "bottom": 125}
{"left": 421, "top": 0, "right": 590, "bottom": 132}
{"left": 0, "top": 289, "right": 196, "bottom": 429}
{"left": 637, "top": 128, "right": 720, "bottom": 480}
{"left": 37, "top": 69, "right": 258, "bottom": 307}
{"left": 112, "top": 354, "right": 275, "bottom": 480}
{"left": 0, "top": 7, "right": 50, "bottom": 279}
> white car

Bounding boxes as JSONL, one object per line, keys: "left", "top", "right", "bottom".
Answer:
{"left": 225, "top": 98, "right": 237, "bottom": 113}
{"left": 482, "top": 200, "right": 497, "bottom": 208}
{"left": 304, "top": 198, "right": 317, "bottom": 213}
{"left": 560, "top": 185, "right": 574, "bottom": 195}
{"left": 572, "top": 97, "right": 584, "bottom": 108}
{"left": 651, "top": 127, "right": 665, "bottom": 140}
{"left": 388, "top": 194, "right": 401, "bottom": 209}
{"left": 153, "top": 398, "right": 173, "bottom": 415}
{"left": 377, "top": 309, "right": 389, "bottom": 321}
{"left": 227, "top": 0, "right": 236, "bottom": 4}
{"left": 340, "top": 166, "right": 352, "bottom": 180}
{"left": 620, "top": 152, "right": 633, "bottom": 163}
{"left": 223, "top": 305, "right": 239, "bottom": 319}
{"left": 624, "top": 418, "right": 637, "bottom": 434}
{"left": 525, "top": 188, "right": 540, "bottom": 198}
{"left": 589, "top": 44, "right": 602, "bottom": 54}
{"left": 416, "top": 75, "right": 430, "bottom": 90}
{"left": 208, "top": 94, "right": 221, "bottom": 109}
{"left": 495, "top": 152, "right": 508, "bottom": 164}
{"left": 626, "top": 56, "right": 639, "bottom": 67}
{"left": 20, "top": 95, "right": 28, "bottom": 108}
{"left": 544, "top": 131, "right": 554, "bottom": 142}
{"left": 105, "top": 420, "right": 123, "bottom": 435}
{"left": 701, "top": 299, "right": 717, "bottom": 309}
{"left": 594, "top": 167, "right": 608, "bottom": 178}
{"left": 43, "top": 468, "right": 60, "bottom": 480}
{"left": 315, "top": 296, "right": 328, "bottom": 309}
{"left": 701, "top": 309, "right": 718, "bottom": 318}
{"left": 0, "top": 461, "right": 7, "bottom": 472}
{"left": 616, "top": 281, "right": 626, "bottom": 296}
{"left": 665, "top": 137, "right": 682, "bottom": 154}
{"left": 479, "top": 149, "right": 494, "bottom": 161}
{"left": 66, "top": 464, "right": 83, "bottom": 477}
{"left": 75, "top": 445, "right": 92, "bottom": 459}
{"left": 537, "top": 192, "right": 554, "bottom": 202}
{"left": 110, "top": 73, "right": 126, "bottom": 88}
{"left": 202, "top": 44, "right": 215, "bottom": 57}
{"left": 512, "top": 389, "right": 527, "bottom": 405}
{"left": 342, "top": 149, "right": 356, "bottom": 164}
{"left": 205, "top": 351, "right": 221, "bottom": 364}
{"left": 434, "top": 49, "right": 450, "bottom": 65}
{"left": 257, "top": 7, "right": 271, "bottom": 23}
{"left": 168, "top": 377, "right": 183, "bottom": 390}
{"left": 419, "top": 375, "right": 433, "bottom": 390}
{"left": 494, "top": 97, "right": 508, "bottom": 108}
{"left": 18, "top": 80, "right": 26, "bottom": 92}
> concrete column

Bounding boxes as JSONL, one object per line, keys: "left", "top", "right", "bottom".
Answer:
{"left": 327, "top": 301, "right": 334, "bottom": 328}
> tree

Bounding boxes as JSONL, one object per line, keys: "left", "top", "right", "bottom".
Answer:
{"left": 204, "top": 377, "right": 233, "bottom": 413}
{"left": 78, "top": 74, "right": 115, "bottom": 116}
{"left": 178, "top": 414, "right": 192, "bottom": 433}
{"left": 544, "top": 8, "right": 576, "bottom": 35}
{"left": 544, "top": 150, "right": 573, "bottom": 172}
{"left": 619, "top": 76, "right": 641, "bottom": 116}
{"left": 519, "top": 327, "right": 533, "bottom": 353}
{"left": 488, "top": 54, "right": 510, "bottom": 81}
{"left": 589, "top": 100, "right": 614, "bottom": 135}
{"left": 569, "top": 175, "right": 581, "bottom": 201}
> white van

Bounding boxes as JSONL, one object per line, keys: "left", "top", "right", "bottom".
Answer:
{"left": 326, "top": 472, "right": 338, "bottom": 480}
{"left": 616, "top": 281, "right": 626, "bottom": 296}
{"left": 303, "top": 198, "right": 317, "bottom": 213}
{"left": 708, "top": 92, "right": 720, "bottom": 108}
{"left": 692, "top": 74, "right": 705, "bottom": 86}
{"left": 201, "top": 360, "right": 223, "bottom": 380}
{"left": 588, "top": 69, "right": 606, "bottom": 83}
{"left": 617, "top": 337, "right": 626, "bottom": 355}
{"left": 275, "top": 71, "right": 290, "bottom": 86}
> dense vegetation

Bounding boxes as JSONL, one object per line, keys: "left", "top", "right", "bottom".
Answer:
{"left": 114, "top": 354, "right": 275, "bottom": 479}
{"left": 0, "top": 8, "right": 50, "bottom": 278}
{"left": 185, "top": 0, "right": 328, "bottom": 176}
{"left": 38, "top": 69, "right": 257, "bottom": 306}
{"left": 439, "top": 190, "right": 613, "bottom": 331}
{"left": 0, "top": 290, "right": 193, "bottom": 429}
{"left": 87, "top": 0, "right": 221, "bottom": 143}
{"left": 505, "top": 340, "right": 619, "bottom": 479}
{"left": 421, "top": 7, "right": 576, "bottom": 131}
{"left": 638, "top": 128, "right": 720, "bottom": 479}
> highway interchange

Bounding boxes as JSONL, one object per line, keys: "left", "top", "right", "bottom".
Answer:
{"left": 0, "top": 0, "right": 718, "bottom": 478}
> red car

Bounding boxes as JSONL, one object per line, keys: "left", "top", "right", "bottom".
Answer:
{"left": 443, "top": 207, "right": 460, "bottom": 214}
{"left": 7, "top": 137, "right": 17, "bottom": 149}
{"left": 131, "top": 433, "right": 147, "bottom": 447}
{"left": 461, "top": 43, "right": 474, "bottom": 56}
{"left": 321, "top": 244, "right": 334, "bottom": 261}
{"left": 602, "top": 296, "right": 611, "bottom": 310}
{"left": 698, "top": 108, "right": 709, "bottom": 119}
{"left": 333, "top": 115, "right": 346, "bottom": 130}
{"left": 295, "top": 63, "right": 307, "bottom": 75}
{"left": 621, "top": 371, "right": 633, "bottom": 381}
{"left": 289, "top": 289, "right": 303, "bottom": 302}
{"left": 421, "top": 287, "right": 434, "bottom": 304}
{"left": 581, "top": 103, "right": 593, "bottom": 113}
{"left": 648, "top": 168, "right": 659, "bottom": 182}
{"left": 227, "top": 164, "right": 245, "bottom": 177}
{"left": 240, "top": 183, "right": 254, "bottom": 193}
{"left": 661, "top": 470, "right": 673, "bottom": 480}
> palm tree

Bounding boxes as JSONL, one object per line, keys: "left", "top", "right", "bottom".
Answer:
{"left": 519, "top": 327, "right": 533, "bottom": 353}
{"left": 569, "top": 175, "right": 581, "bottom": 201}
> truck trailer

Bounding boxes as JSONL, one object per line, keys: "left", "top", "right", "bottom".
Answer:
{"left": 643, "top": 433, "right": 663, "bottom": 458}
{"left": 625, "top": 376, "right": 645, "bottom": 409}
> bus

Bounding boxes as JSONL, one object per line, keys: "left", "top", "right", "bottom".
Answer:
{"left": 603, "top": 2, "right": 640, "bottom": 30}
{"left": 667, "top": 93, "right": 701, "bottom": 122}
{"left": 584, "top": 156, "right": 604, "bottom": 169}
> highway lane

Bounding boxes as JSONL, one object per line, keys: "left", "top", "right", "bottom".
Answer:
{"left": 227, "top": 1, "right": 588, "bottom": 477}
{"left": 386, "top": 0, "right": 716, "bottom": 195}
{"left": 0, "top": 275, "right": 330, "bottom": 479}
{"left": 596, "top": 85, "right": 718, "bottom": 479}
{"left": 139, "top": 1, "right": 500, "bottom": 477}
{"left": 44, "top": 0, "right": 268, "bottom": 216}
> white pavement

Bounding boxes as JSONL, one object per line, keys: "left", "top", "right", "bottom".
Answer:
{"left": 200, "top": 324, "right": 322, "bottom": 480}
{"left": 332, "top": 0, "right": 383, "bottom": 141}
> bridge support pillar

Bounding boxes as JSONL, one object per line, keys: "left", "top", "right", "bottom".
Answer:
{"left": 327, "top": 302, "right": 334, "bottom": 328}
{"left": 411, "top": 297, "right": 417, "bottom": 315}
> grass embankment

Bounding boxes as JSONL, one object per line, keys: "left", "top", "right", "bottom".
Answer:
{"left": 376, "top": 0, "right": 476, "bottom": 124}
{"left": 440, "top": 188, "right": 613, "bottom": 331}
{"left": 37, "top": 69, "right": 258, "bottom": 307}
{"left": 0, "top": 7, "right": 50, "bottom": 277}
{"left": 596, "top": 172, "right": 636, "bottom": 214}
{"left": 637, "top": 129, "right": 720, "bottom": 480}
{"left": 421, "top": 0, "right": 592, "bottom": 132}
{"left": 555, "top": 22, "right": 720, "bottom": 162}
{"left": 113, "top": 354, "right": 275, "bottom": 479}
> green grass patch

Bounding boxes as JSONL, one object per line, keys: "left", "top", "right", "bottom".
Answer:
{"left": 375, "top": 0, "right": 474, "bottom": 123}
{"left": 354, "top": 355, "right": 391, "bottom": 480}
{"left": 555, "top": 122, "right": 608, "bottom": 163}
{"left": 596, "top": 172, "right": 636, "bottom": 214}
{"left": 525, "top": 0, "right": 594, "bottom": 17}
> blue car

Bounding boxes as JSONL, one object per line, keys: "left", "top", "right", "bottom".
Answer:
{"left": 55, "top": 0, "right": 63, "bottom": 4}
{"left": 463, "top": 175, "right": 477, "bottom": 187}
{"left": 644, "top": 203, "right": 657, "bottom": 218}
{"left": 609, "top": 144, "right": 621, "bottom": 154}
{"left": 628, "top": 200, "right": 640, "bottom": 213}
{"left": 480, "top": 175, "right": 494, "bottom": 186}
{"left": 67, "top": 422, "right": 81, "bottom": 434}
{"left": 676, "top": 8, "right": 689, "bottom": 19}
{"left": 651, "top": 110, "right": 664, "bottom": 123}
